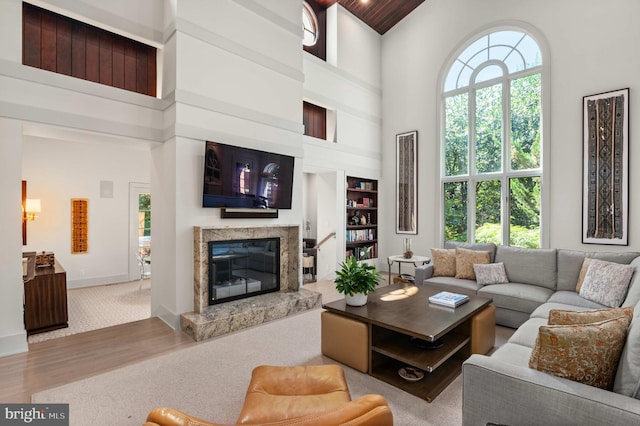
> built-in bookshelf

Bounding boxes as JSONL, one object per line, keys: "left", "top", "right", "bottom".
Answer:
{"left": 345, "top": 176, "right": 378, "bottom": 261}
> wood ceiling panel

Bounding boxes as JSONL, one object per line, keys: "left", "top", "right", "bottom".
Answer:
{"left": 314, "top": 0, "right": 425, "bottom": 34}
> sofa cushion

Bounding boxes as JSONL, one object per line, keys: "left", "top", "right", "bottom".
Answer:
{"left": 455, "top": 247, "right": 490, "bottom": 280}
{"left": 495, "top": 246, "right": 557, "bottom": 290}
{"left": 580, "top": 259, "right": 634, "bottom": 307}
{"left": 444, "top": 241, "right": 497, "bottom": 262}
{"left": 473, "top": 262, "right": 509, "bottom": 287}
{"left": 614, "top": 306, "right": 640, "bottom": 398}
{"left": 622, "top": 257, "right": 640, "bottom": 307}
{"left": 545, "top": 291, "right": 608, "bottom": 310}
{"left": 424, "top": 276, "right": 478, "bottom": 297}
{"left": 507, "top": 317, "right": 546, "bottom": 348}
{"left": 529, "top": 315, "right": 631, "bottom": 390}
{"left": 431, "top": 248, "right": 456, "bottom": 277}
{"left": 490, "top": 342, "right": 533, "bottom": 367}
{"left": 556, "top": 249, "right": 640, "bottom": 292}
{"left": 478, "top": 283, "right": 553, "bottom": 314}
{"left": 530, "top": 301, "right": 603, "bottom": 320}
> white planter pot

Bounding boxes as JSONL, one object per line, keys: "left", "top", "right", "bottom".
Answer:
{"left": 345, "top": 292, "right": 368, "bottom": 306}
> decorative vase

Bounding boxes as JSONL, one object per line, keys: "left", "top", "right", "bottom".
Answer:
{"left": 345, "top": 292, "right": 368, "bottom": 306}
{"left": 403, "top": 238, "right": 413, "bottom": 259}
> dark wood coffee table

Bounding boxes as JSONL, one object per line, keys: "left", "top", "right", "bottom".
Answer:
{"left": 322, "top": 283, "right": 492, "bottom": 402}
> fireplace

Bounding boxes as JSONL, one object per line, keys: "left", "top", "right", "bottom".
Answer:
{"left": 181, "top": 225, "right": 322, "bottom": 341}
{"left": 208, "top": 238, "right": 280, "bottom": 305}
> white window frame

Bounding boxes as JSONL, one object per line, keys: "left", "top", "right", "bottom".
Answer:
{"left": 302, "top": 2, "right": 319, "bottom": 47}
{"left": 437, "top": 23, "right": 550, "bottom": 248}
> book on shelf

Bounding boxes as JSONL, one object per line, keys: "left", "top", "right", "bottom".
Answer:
{"left": 428, "top": 291, "right": 469, "bottom": 308}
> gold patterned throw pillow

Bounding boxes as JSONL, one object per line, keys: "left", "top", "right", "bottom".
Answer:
{"left": 431, "top": 248, "right": 456, "bottom": 277}
{"left": 548, "top": 307, "right": 634, "bottom": 325}
{"left": 454, "top": 247, "right": 490, "bottom": 280}
{"left": 529, "top": 315, "right": 631, "bottom": 390}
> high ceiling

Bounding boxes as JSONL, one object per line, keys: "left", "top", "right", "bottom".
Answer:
{"left": 315, "top": 0, "right": 425, "bottom": 35}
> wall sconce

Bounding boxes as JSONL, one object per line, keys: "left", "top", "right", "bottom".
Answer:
{"left": 24, "top": 198, "right": 41, "bottom": 221}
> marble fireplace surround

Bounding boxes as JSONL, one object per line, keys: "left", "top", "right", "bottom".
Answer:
{"left": 181, "top": 225, "right": 321, "bottom": 341}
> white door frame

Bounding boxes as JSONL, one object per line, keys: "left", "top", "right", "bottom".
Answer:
{"left": 129, "top": 182, "right": 150, "bottom": 281}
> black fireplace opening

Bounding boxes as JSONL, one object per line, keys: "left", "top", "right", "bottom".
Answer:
{"left": 208, "top": 238, "right": 280, "bottom": 305}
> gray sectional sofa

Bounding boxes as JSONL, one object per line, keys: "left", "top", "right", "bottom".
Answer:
{"left": 414, "top": 241, "right": 640, "bottom": 425}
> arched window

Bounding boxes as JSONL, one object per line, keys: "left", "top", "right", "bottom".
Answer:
{"left": 302, "top": 2, "right": 319, "bottom": 47}
{"left": 441, "top": 29, "right": 544, "bottom": 247}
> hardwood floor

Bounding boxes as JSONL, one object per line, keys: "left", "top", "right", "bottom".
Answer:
{"left": 0, "top": 279, "right": 349, "bottom": 403}
{"left": 0, "top": 318, "right": 197, "bottom": 403}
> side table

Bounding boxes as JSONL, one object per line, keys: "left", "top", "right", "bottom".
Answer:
{"left": 387, "top": 255, "right": 430, "bottom": 282}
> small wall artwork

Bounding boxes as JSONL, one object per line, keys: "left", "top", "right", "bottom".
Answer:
{"left": 582, "top": 88, "right": 629, "bottom": 245}
{"left": 396, "top": 131, "right": 417, "bottom": 234}
{"left": 71, "top": 198, "right": 89, "bottom": 253}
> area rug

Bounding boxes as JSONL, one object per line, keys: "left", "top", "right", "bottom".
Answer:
{"left": 32, "top": 307, "right": 475, "bottom": 426}
{"left": 28, "top": 280, "right": 151, "bottom": 344}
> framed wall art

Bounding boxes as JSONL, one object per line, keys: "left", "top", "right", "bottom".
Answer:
{"left": 71, "top": 198, "right": 89, "bottom": 253}
{"left": 396, "top": 131, "right": 417, "bottom": 234}
{"left": 582, "top": 88, "right": 629, "bottom": 245}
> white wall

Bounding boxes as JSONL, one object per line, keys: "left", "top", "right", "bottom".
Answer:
{"left": 0, "top": 118, "right": 28, "bottom": 356}
{"left": 302, "top": 4, "right": 383, "bottom": 271}
{"left": 22, "top": 133, "right": 151, "bottom": 288}
{"left": 0, "top": 0, "right": 166, "bottom": 355}
{"left": 381, "top": 0, "right": 640, "bottom": 261}
{"left": 148, "top": 0, "right": 306, "bottom": 326}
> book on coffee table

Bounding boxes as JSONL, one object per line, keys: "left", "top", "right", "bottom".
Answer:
{"left": 428, "top": 291, "right": 469, "bottom": 308}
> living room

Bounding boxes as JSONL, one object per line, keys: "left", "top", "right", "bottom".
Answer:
{"left": 2, "top": 0, "right": 640, "bottom": 423}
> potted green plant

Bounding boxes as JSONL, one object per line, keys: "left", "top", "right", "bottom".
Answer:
{"left": 335, "top": 256, "right": 383, "bottom": 306}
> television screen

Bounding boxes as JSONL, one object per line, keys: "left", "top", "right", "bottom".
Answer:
{"left": 203, "top": 141, "right": 295, "bottom": 209}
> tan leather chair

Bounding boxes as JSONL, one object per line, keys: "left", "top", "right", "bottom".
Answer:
{"left": 144, "top": 365, "right": 393, "bottom": 426}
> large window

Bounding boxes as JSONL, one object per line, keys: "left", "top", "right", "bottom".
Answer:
{"left": 442, "top": 30, "right": 543, "bottom": 247}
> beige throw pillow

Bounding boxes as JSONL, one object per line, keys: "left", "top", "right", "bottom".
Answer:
{"left": 529, "top": 315, "right": 631, "bottom": 390}
{"left": 579, "top": 259, "right": 634, "bottom": 307}
{"left": 431, "top": 248, "right": 456, "bottom": 277}
{"left": 455, "top": 247, "right": 490, "bottom": 280}
{"left": 575, "top": 258, "right": 592, "bottom": 293}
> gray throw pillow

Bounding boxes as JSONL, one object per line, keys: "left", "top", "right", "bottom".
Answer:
{"left": 580, "top": 259, "right": 634, "bottom": 308}
{"left": 473, "top": 262, "right": 509, "bottom": 287}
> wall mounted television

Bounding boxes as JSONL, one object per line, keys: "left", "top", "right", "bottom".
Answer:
{"left": 203, "top": 141, "right": 295, "bottom": 210}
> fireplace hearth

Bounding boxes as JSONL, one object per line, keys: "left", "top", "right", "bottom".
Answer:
{"left": 181, "top": 225, "right": 321, "bottom": 341}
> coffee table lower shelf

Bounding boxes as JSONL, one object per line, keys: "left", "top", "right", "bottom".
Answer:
{"left": 370, "top": 351, "right": 466, "bottom": 402}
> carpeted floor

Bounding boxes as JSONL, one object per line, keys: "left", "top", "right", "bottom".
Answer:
{"left": 32, "top": 285, "right": 514, "bottom": 426}
{"left": 28, "top": 279, "right": 151, "bottom": 344}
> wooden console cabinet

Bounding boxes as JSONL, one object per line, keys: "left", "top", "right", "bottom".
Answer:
{"left": 24, "top": 260, "right": 68, "bottom": 335}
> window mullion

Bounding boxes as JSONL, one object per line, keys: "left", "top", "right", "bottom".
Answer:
{"left": 469, "top": 88, "right": 477, "bottom": 242}
{"left": 502, "top": 77, "right": 510, "bottom": 246}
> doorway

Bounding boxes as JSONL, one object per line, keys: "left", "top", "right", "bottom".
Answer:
{"left": 302, "top": 170, "right": 342, "bottom": 282}
{"left": 129, "top": 183, "right": 151, "bottom": 281}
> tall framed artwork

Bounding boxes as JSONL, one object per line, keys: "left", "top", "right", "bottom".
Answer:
{"left": 396, "top": 131, "right": 417, "bottom": 234}
{"left": 582, "top": 88, "right": 629, "bottom": 245}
